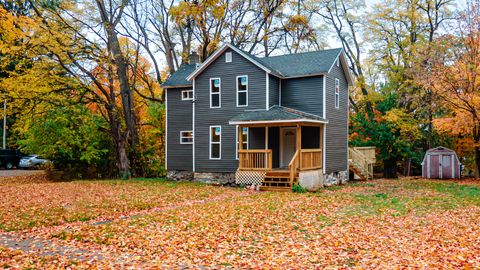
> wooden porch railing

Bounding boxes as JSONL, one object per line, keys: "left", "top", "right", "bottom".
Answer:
{"left": 238, "top": 150, "right": 272, "bottom": 170}
{"left": 289, "top": 150, "right": 300, "bottom": 186}
{"left": 300, "top": 149, "right": 322, "bottom": 170}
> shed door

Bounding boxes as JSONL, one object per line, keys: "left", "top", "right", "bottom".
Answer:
{"left": 430, "top": 155, "right": 440, "bottom": 178}
{"left": 442, "top": 155, "right": 452, "bottom": 179}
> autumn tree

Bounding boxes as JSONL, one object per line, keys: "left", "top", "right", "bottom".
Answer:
{"left": 416, "top": 2, "right": 480, "bottom": 177}
{"left": 344, "top": 0, "right": 453, "bottom": 177}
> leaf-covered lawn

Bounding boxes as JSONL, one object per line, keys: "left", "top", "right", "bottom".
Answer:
{"left": 1, "top": 178, "right": 480, "bottom": 268}
{"left": 0, "top": 178, "right": 244, "bottom": 231}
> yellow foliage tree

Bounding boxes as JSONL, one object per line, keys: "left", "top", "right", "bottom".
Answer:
{"left": 416, "top": 3, "right": 480, "bottom": 177}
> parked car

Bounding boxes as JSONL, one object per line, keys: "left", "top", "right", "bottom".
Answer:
{"left": 0, "top": 149, "right": 22, "bottom": 169}
{"left": 19, "top": 155, "right": 51, "bottom": 169}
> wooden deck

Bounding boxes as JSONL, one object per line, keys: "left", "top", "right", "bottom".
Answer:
{"left": 238, "top": 149, "right": 321, "bottom": 191}
{"left": 236, "top": 123, "right": 323, "bottom": 192}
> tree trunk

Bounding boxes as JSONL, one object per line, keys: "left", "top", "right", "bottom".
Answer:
{"left": 383, "top": 157, "right": 398, "bottom": 178}
{"left": 116, "top": 136, "right": 130, "bottom": 179}
{"left": 106, "top": 106, "right": 130, "bottom": 178}
{"left": 475, "top": 146, "right": 480, "bottom": 179}
{"left": 96, "top": 0, "right": 138, "bottom": 176}
{"left": 106, "top": 28, "right": 138, "bottom": 147}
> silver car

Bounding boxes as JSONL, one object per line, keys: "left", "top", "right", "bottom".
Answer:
{"left": 19, "top": 155, "right": 50, "bottom": 169}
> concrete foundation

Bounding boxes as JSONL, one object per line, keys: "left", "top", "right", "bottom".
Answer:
{"left": 299, "top": 170, "right": 324, "bottom": 192}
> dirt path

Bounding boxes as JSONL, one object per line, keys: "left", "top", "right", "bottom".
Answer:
{"left": 0, "top": 170, "right": 45, "bottom": 178}
{"left": 0, "top": 170, "right": 48, "bottom": 185}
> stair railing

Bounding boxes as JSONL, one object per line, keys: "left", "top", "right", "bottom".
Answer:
{"left": 288, "top": 150, "right": 300, "bottom": 186}
{"left": 349, "top": 148, "right": 374, "bottom": 179}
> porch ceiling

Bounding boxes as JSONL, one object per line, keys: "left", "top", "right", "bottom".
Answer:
{"left": 229, "top": 105, "right": 328, "bottom": 126}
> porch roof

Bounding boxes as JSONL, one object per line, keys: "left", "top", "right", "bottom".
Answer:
{"left": 229, "top": 105, "right": 328, "bottom": 126}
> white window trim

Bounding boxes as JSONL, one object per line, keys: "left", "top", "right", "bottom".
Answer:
{"left": 235, "top": 126, "right": 249, "bottom": 159}
{"left": 165, "top": 89, "right": 168, "bottom": 170}
{"left": 209, "top": 125, "right": 221, "bottom": 160}
{"left": 225, "top": 52, "right": 232, "bottom": 63}
{"left": 236, "top": 75, "right": 248, "bottom": 107}
{"left": 179, "top": 130, "right": 193, "bottom": 144}
{"left": 335, "top": 78, "right": 340, "bottom": 109}
{"left": 181, "top": 89, "right": 193, "bottom": 101}
{"left": 192, "top": 78, "right": 196, "bottom": 172}
{"left": 210, "top": 78, "right": 221, "bottom": 108}
{"left": 336, "top": 58, "right": 340, "bottom": 67}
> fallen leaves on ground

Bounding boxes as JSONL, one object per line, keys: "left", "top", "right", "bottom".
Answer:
{"left": 1, "top": 178, "right": 480, "bottom": 268}
{"left": 0, "top": 178, "right": 244, "bottom": 231}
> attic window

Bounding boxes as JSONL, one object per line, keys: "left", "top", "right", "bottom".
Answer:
{"left": 336, "top": 58, "right": 340, "bottom": 67}
{"left": 335, "top": 78, "right": 340, "bottom": 109}
{"left": 225, "top": 52, "right": 232, "bottom": 63}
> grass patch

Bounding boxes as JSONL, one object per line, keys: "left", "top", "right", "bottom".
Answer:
{"left": 342, "top": 193, "right": 408, "bottom": 216}
{"left": 433, "top": 182, "right": 480, "bottom": 203}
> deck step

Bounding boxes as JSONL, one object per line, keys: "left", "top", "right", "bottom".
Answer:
{"left": 264, "top": 177, "right": 290, "bottom": 181}
{"left": 259, "top": 186, "right": 291, "bottom": 192}
{"left": 262, "top": 181, "right": 290, "bottom": 185}
{"left": 265, "top": 172, "right": 291, "bottom": 177}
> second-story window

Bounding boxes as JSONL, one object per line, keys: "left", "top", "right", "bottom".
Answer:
{"left": 237, "top": 75, "right": 248, "bottom": 107}
{"left": 335, "top": 78, "right": 340, "bottom": 109}
{"left": 210, "top": 78, "right": 221, "bottom": 108}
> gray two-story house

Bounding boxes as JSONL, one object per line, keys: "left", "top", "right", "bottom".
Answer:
{"left": 162, "top": 44, "right": 353, "bottom": 190}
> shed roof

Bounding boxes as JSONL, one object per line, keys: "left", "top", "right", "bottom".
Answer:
{"left": 426, "top": 146, "right": 457, "bottom": 154}
{"left": 229, "top": 105, "right": 328, "bottom": 125}
{"left": 161, "top": 64, "right": 197, "bottom": 88}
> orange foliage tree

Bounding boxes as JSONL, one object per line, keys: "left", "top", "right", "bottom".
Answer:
{"left": 416, "top": 3, "right": 480, "bottom": 177}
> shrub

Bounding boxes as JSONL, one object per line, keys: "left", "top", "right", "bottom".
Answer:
{"left": 292, "top": 184, "right": 307, "bottom": 193}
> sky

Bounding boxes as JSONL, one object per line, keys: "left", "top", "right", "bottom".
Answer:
{"left": 150, "top": 0, "right": 470, "bottom": 71}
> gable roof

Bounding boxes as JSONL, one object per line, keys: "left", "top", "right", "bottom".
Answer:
{"left": 169, "top": 43, "right": 354, "bottom": 87}
{"left": 186, "top": 44, "right": 277, "bottom": 81}
{"left": 229, "top": 105, "right": 328, "bottom": 125}
{"left": 161, "top": 63, "right": 197, "bottom": 88}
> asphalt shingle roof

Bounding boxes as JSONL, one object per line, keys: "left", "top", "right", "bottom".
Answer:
{"left": 161, "top": 64, "right": 197, "bottom": 88}
{"left": 230, "top": 105, "right": 326, "bottom": 123}
{"left": 162, "top": 46, "right": 343, "bottom": 87}
{"left": 253, "top": 48, "right": 343, "bottom": 77}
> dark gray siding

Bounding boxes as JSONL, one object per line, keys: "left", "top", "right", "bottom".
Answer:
{"left": 280, "top": 76, "right": 324, "bottom": 117}
{"left": 325, "top": 62, "right": 349, "bottom": 173}
{"left": 166, "top": 87, "right": 193, "bottom": 171}
{"left": 194, "top": 49, "right": 267, "bottom": 172}
{"left": 268, "top": 75, "right": 280, "bottom": 107}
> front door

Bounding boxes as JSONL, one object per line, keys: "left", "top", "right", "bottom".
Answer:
{"left": 280, "top": 128, "right": 296, "bottom": 168}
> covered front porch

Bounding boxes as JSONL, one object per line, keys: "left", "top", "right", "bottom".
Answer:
{"left": 230, "top": 106, "right": 327, "bottom": 191}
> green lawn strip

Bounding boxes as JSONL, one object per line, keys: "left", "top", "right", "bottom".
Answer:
{"left": 336, "top": 180, "right": 480, "bottom": 217}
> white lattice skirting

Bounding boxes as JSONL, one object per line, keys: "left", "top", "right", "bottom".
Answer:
{"left": 235, "top": 170, "right": 266, "bottom": 186}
